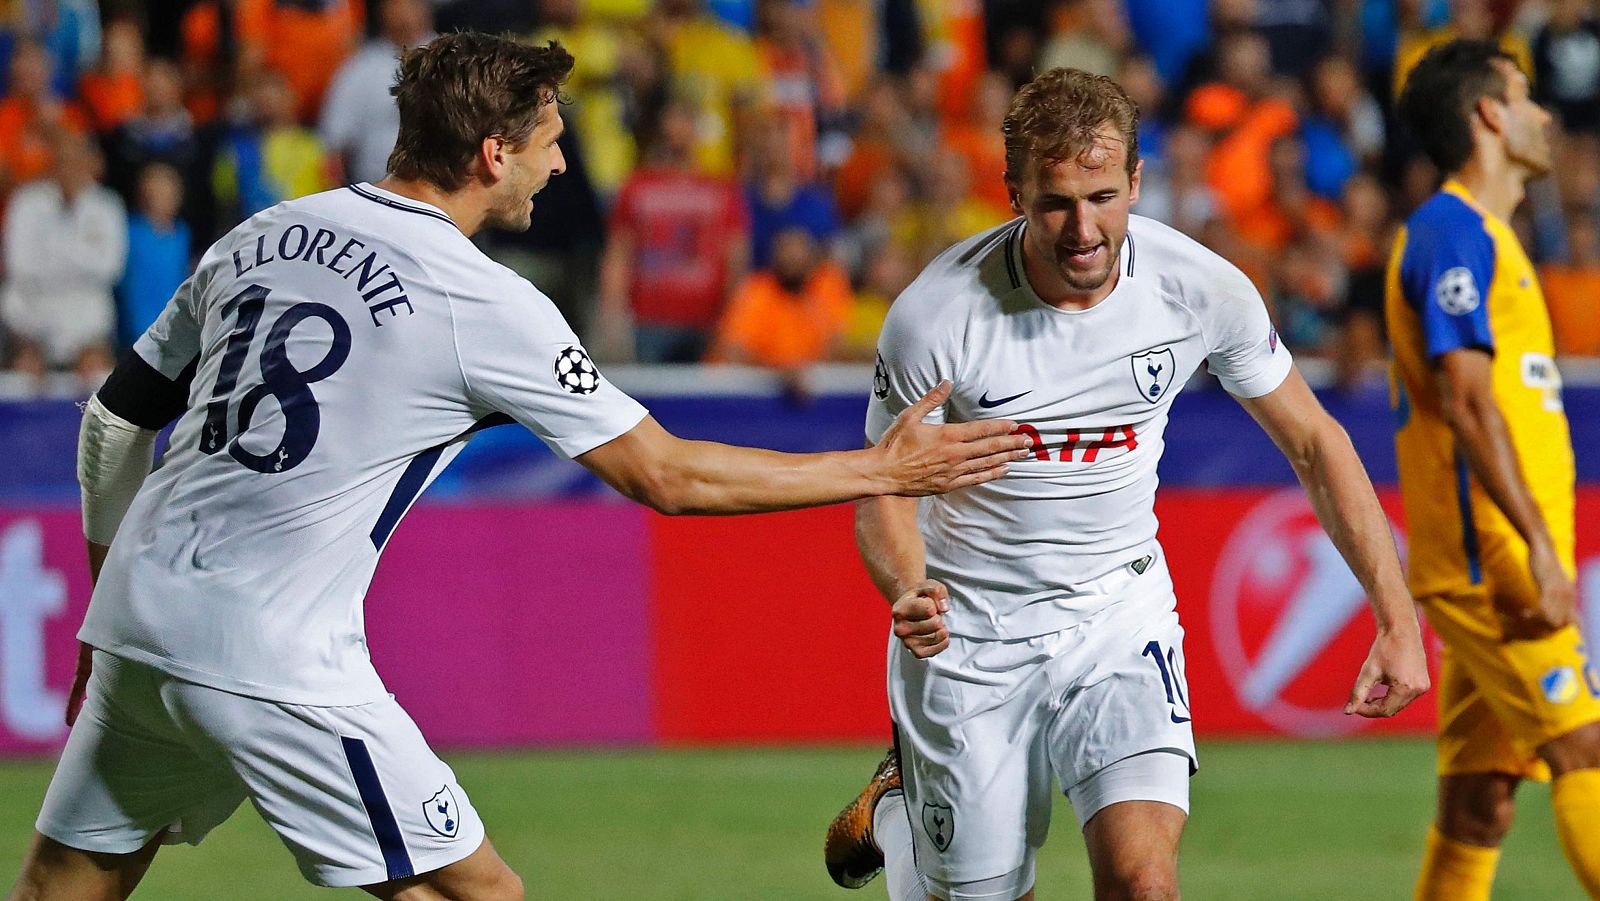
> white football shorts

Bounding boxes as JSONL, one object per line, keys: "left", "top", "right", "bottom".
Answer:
{"left": 888, "top": 551, "right": 1197, "bottom": 892}
{"left": 36, "top": 651, "right": 484, "bottom": 887}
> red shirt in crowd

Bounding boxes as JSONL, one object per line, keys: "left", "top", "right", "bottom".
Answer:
{"left": 609, "top": 166, "right": 749, "bottom": 329}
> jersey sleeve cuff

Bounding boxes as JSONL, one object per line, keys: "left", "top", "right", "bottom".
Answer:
{"left": 1217, "top": 345, "right": 1294, "bottom": 399}
{"left": 544, "top": 405, "right": 650, "bottom": 460}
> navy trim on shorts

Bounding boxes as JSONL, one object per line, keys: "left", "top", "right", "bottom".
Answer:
{"left": 369, "top": 414, "right": 516, "bottom": 550}
{"left": 346, "top": 184, "right": 459, "bottom": 229}
{"left": 340, "top": 736, "right": 414, "bottom": 882}
{"left": 1454, "top": 452, "right": 1482, "bottom": 584}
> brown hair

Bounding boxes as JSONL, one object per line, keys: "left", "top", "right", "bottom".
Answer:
{"left": 388, "top": 33, "right": 574, "bottom": 190}
{"left": 1002, "top": 67, "right": 1140, "bottom": 182}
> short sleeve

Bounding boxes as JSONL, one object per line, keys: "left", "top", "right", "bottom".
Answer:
{"left": 865, "top": 299, "right": 951, "bottom": 444}
{"left": 1198, "top": 263, "right": 1294, "bottom": 399}
{"left": 132, "top": 258, "right": 212, "bottom": 379}
{"left": 454, "top": 279, "right": 647, "bottom": 460}
{"left": 1398, "top": 207, "right": 1496, "bottom": 360}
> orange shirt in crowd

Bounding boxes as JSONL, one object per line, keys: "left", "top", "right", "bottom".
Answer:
{"left": 185, "top": 0, "right": 363, "bottom": 121}
{"left": 1198, "top": 91, "right": 1299, "bottom": 228}
{"left": 757, "top": 40, "right": 847, "bottom": 182}
{"left": 79, "top": 72, "right": 143, "bottom": 133}
{"left": 920, "top": 0, "right": 985, "bottom": 123}
{"left": 1539, "top": 264, "right": 1600, "bottom": 356}
{"left": 816, "top": 0, "right": 877, "bottom": 101}
{"left": 0, "top": 98, "right": 90, "bottom": 186}
{"left": 711, "top": 262, "right": 853, "bottom": 368}
{"left": 944, "top": 123, "right": 1010, "bottom": 213}
{"left": 834, "top": 139, "right": 898, "bottom": 221}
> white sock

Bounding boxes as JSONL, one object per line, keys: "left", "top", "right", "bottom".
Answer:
{"left": 874, "top": 790, "right": 932, "bottom": 901}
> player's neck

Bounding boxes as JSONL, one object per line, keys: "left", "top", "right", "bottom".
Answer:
{"left": 1020, "top": 231, "right": 1120, "bottom": 311}
{"left": 371, "top": 176, "right": 481, "bottom": 235}
{"left": 1450, "top": 156, "right": 1526, "bottom": 223}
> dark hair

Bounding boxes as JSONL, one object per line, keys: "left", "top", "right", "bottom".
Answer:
{"left": 1003, "top": 67, "right": 1140, "bottom": 181}
{"left": 1397, "top": 39, "right": 1517, "bottom": 174}
{"left": 388, "top": 33, "right": 574, "bottom": 190}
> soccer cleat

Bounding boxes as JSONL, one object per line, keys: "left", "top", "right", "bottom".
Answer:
{"left": 824, "top": 747, "right": 902, "bottom": 889}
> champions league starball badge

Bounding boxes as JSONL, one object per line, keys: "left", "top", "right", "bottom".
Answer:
{"left": 554, "top": 346, "right": 600, "bottom": 395}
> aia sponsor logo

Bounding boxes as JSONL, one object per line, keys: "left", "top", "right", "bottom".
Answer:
{"left": 1010, "top": 423, "right": 1138, "bottom": 463}
{"left": 1208, "top": 491, "right": 1411, "bottom": 736}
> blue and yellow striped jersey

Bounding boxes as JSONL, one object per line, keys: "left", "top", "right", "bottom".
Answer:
{"left": 1385, "top": 180, "right": 1575, "bottom": 600}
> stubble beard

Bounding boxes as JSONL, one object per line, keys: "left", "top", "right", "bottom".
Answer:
{"left": 1056, "top": 247, "right": 1119, "bottom": 292}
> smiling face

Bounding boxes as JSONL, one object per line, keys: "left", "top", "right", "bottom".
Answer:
{"left": 483, "top": 101, "right": 567, "bottom": 231}
{"left": 1009, "top": 122, "right": 1140, "bottom": 298}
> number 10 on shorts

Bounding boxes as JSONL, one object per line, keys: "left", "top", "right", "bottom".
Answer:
{"left": 1143, "top": 640, "right": 1192, "bottom": 724}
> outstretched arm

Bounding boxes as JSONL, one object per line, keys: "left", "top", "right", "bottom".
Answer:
{"left": 577, "top": 381, "right": 1027, "bottom": 516}
{"left": 1236, "top": 366, "right": 1430, "bottom": 718}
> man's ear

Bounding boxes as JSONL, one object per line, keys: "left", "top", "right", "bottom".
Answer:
{"left": 1129, "top": 158, "right": 1143, "bottom": 205}
{"left": 477, "top": 135, "right": 509, "bottom": 183}
{"left": 1475, "top": 94, "right": 1506, "bottom": 136}
{"left": 1005, "top": 173, "right": 1022, "bottom": 215}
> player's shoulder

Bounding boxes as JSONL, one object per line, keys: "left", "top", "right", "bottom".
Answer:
{"left": 887, "top": 218, "right": 1025, "bottom": 325}
{"left": 1405, "top": 189, "right": 1486, "bottom": 232}
{"left": 1125, "top": 214, "right": 1259, "bottom": 313}
{"left": 1402, "top": 189, "right": 1494, "bottom": 252}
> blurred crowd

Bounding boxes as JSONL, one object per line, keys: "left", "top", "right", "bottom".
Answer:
{"left": 2, "top": 0, "right": 1599, "bottom": 393}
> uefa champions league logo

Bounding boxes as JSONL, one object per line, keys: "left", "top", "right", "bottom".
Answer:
{"left": 1208, "top": 491, "right": 1411, "bottom": 736}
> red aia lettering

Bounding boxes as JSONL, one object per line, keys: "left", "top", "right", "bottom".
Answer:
{"left": 1011, "top": 424, "right": 1051, "bottom": 461}
{"left": 1076, "top": 426, "right": 1138, "bottom": 463}
{"left": 1010, "top": 424, "right": 1139, "bottom": 462}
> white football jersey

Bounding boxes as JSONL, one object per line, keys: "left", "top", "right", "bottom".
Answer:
{"left": 81, "top": 184, "right": 647, "bottom": 705}
{"left": 866, "top": 215, "right": 1291, "bottom": 639}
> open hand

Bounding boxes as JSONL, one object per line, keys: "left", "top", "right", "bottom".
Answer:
{"left": 875, "top": 381, "right": 1028, "bottom": 496}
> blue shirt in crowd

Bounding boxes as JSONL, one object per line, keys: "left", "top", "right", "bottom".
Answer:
{"left": 118, "top": 213, "right": 191, "bottom": 346}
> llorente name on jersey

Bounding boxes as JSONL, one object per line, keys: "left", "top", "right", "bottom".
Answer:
{"left": 232, "top": 223, "right": 414, "bottom": 329}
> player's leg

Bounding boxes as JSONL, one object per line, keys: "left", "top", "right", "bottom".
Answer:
{"left": 360, "top": 838, "right": 522, "bottom": 901}
{"left": 1414, "top": 597, "right": 1529, "bottom": 900}
{"left": 15, "top": 651, "right": 249, "bottom": 901}
{"left": 885, "top": 632, "right": 1053, "bottom": 901}
{"left": 1052, "top": 559, "right": 1195, "bottom": 901}
{"left": 1080, "top": 797, "right": 1186, "bottom": 901}
{"left": 1537, "top": 721, "right": 1600, "bottom": 897}
{"left": 5, "top": 833, "right": 160, "bottom": 901}
{"left": 823, "top": 742, "right": 925, "bottom": 897}
{"left": 1414, "top": 589, "right": 1600, "bottom": 900}
{"left": 167, "top": 680, "right": 498, "bottom": 893}
{"left": 1067, "top": 750, "right": 1191, "bottom": 901}
{"left": 1419, "top": 773, "right": 1519, "bottom": 901}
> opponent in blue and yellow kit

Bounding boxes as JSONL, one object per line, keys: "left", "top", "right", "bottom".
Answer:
{"left": 1386, "top": 179, "right": 1600, "bottom": 781}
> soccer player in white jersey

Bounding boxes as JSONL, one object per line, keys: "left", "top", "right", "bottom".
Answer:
{"left": 4, "top": 35, "right": 1033, "bottom": 901}
{"left": 821, "top": 68, "right": 1432, "bottom": 901}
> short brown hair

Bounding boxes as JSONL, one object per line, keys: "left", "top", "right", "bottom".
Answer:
{"left": 1002, "top": 68, "right": 1140, "bottom": 182}
{"left": 388, "top": 33, "right": 575, "bottom": 190}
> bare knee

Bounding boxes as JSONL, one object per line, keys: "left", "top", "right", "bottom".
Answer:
{"left": 1438, "top": 774, "right": 1519, "bottom": 847}
{"left": 7, "top": 832, "right": 157, "bottom": 901}
{"left": 1095, "top": 867, "right": 1179, "bottom": 901}
{"left": 1539, "top": 722, "right": 1600, "bottom": 777}
{"left": 487, "top": 869, "right": 523, "bottom": 901}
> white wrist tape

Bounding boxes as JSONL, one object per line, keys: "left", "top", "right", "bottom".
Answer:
{"left": 78, "top": 395, "right": 158, "bottom": 546}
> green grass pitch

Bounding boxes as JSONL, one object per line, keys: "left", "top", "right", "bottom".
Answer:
{"left": 0, "top": 739, "right": 1583, "bottom": 899}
